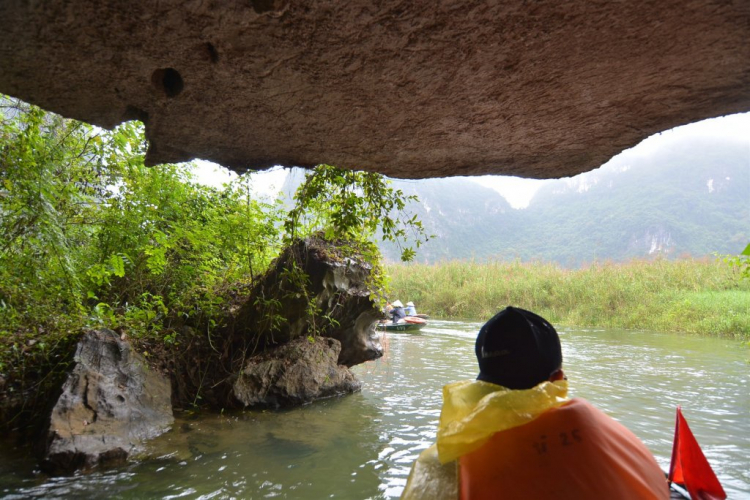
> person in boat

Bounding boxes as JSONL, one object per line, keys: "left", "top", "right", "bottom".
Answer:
{"left": 404, "top": 301, "right": 417, "bottom": 316}
{"left": 400, "top": 306, "right": 670, "bottom": 500}
{"left": 390, "top": 300, "right": 407, "bottom": 324}
{"left": 384, "top": 301, "right": 394, "bottom": 315}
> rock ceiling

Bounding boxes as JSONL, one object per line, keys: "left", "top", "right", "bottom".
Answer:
{"left": 1, "top": 1, "right": 748, "bottom": 179}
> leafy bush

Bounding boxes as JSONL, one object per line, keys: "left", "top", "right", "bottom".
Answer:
{"left": 1, "top": 96, "right": 429, "bottom": 424}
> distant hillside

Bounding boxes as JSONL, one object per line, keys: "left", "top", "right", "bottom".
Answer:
{"left": 380, "top": 136, "right": 749, "bottom": 265}
{"left": 380, "top": 177, "right": 521, "bottom": 262}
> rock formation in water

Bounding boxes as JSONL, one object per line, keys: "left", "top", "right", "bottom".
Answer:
{"left": 1, "top": 236, "right": 382, "bottom": 475}
{"left": 169, "top": 235, "right": 383, "bottom": 410}
{"left": 233, "top": 336, "right": 362, "bottom": 408}
{"left": 228, "top": 236, "right": 384, "bottom": 367}
{"left": 41, "top": 329, "right": 173, "bottom": 475}
{"left": 221, "top": 236, "right": 382, "bottom": 407}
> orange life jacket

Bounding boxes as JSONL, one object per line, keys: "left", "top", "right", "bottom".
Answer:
{"left": 458, "top": 398, "right": 670, "bottom": 500}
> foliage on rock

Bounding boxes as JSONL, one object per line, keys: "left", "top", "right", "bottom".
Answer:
{"left": 286, "top": 164, "right": 429, "bottom": 263}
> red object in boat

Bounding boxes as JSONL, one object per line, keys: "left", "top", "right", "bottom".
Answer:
{"left": 668, "top": 406, "right": 726, "bottom": 500}
{"left": 404, "top": 316, "right": 426, "bottom": 324}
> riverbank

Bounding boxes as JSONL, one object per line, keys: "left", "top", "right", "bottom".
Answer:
{"left": 386, "top": 258, "right": 750, "bottom": 339}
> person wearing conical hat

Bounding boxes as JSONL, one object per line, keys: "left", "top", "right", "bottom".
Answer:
{"left": 390, "top": 300, "right": 406, "bottom": 323}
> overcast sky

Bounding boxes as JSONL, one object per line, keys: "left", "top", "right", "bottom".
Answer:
{"left": 193, "top": 112, "right": 750, "bottom": 208}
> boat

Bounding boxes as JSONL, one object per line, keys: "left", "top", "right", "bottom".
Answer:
{"left": 379, "top": 322, "right": 425, "bottom": 332}
{"left": 378, "top": 316, "right": 427, "bottom": 332}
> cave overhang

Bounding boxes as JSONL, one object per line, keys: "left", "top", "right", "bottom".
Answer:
{"left": 1, "top": 1, "right": 748, "bottom": 179}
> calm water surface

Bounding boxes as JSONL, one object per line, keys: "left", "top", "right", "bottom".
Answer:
{"left": 1, "top": 321, "right": 748, "bottom": 499}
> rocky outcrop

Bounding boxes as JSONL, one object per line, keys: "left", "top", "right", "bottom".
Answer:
{"left": 166, "top": 236, "right": 383, "bottom": 410}
{"left": 1, "top": 2, "right": 748, "bottom": 179}
{"left": 42, "top": 329, "right": 173, "bottom": 474}
{"left": 233, "top": 336, "right": 361, "bottom": 408}
{"left": 1, "top": 238, "right": 383, "bottom": 475}
{"left": 628, "top": 227, "right": 675, "bottom": 256}
{"left": 4, "top": 237, "right": 383, "bottom": 474}
{"left": 229, "top": 236, "right": 384, "bottom": 367}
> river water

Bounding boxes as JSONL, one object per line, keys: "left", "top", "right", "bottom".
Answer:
{"left": 1, "top": 320, "right": 748, "bottom": 499}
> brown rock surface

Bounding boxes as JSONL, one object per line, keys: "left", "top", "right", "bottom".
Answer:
{"left": 233, "top": 336, "right": 362, "bottom": 408}
{"left": 42, "top": 329, "right": 173, "bottom": 474}
{"left": 228, "top": 235, "right": 383, "bottom": 367}
{"left": 1, "top": 1, "right": 748, "bottom": 179}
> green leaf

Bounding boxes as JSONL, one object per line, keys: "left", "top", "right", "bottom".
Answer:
{"left": 109, "top": 254, "right": 126, "bottom": 277}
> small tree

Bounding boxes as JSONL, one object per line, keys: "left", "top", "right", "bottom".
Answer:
{"left": 285, "top": 164, "right": 430, "bottom": 262}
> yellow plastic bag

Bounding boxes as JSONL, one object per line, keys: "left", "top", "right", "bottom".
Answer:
{"left": 401, "top": 379, "right": 568, "bottom": 500}
{"left": 437, "top": 379, "right": 569, "bottom": 463}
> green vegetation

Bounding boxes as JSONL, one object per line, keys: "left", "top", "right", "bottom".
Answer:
{"left": 722, "top": 243, "right": 750, "bottom": 281}
{"left": 379, "top": 138, "right": 749, "bottom": 265}
{"left": 387, "top": 258, "right": 750, "bottom": 339}
{"left": 0, "top": 97, "right": 427, "bottom": 429}
{"left": 1, "top": 94, "right": 747, "bottom": 438}
{"left": 1, "top": 100, "right": 281, "bottom": 349}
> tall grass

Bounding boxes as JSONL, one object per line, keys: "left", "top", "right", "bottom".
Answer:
{"left": 386, "top": 258, "right": 750, "bottom": 339}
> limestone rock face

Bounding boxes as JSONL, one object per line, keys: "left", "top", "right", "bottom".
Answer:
{"left": 42, "top": 329, "right": 173, "bottom": 474}
{"left": 230, "top": 236, "right": 383, "bottom": 367}
{"left": 1, "top": 1, "right": 748, "bottom": 179}
{"left": 233, "top": 336, "right": 361, "bottom": 408}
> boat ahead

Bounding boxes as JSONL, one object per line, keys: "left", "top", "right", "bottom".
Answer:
{"left": 378, "top": 317, "right": 427, "bottom": 333}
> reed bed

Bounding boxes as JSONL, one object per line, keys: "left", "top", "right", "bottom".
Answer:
{"left": 386, "top": 258, "right": 750, "bottom": 339}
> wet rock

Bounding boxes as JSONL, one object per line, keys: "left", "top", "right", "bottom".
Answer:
{"left": 233, "top": 336, "right": 361, "bottom": 408}
{"left": 41, "top": 329, "right": 173, "bottom": 474}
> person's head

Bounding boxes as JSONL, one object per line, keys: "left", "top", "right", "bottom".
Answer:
{"left": 406, "top": 302, "right": 415, "bottom": 307}
{"left": 475, "top": 306, "right": 563, "bottom": 389}
{"left": 392, "top": 300, "right": 404, "bottom": 308}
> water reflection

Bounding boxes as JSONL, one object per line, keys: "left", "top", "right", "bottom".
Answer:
{"left": 1, "top": 321, "right": 748, "bottom": 498}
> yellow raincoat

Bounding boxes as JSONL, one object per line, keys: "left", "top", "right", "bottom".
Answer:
{"left": 401, "top": 378, "right": 669, "bottom": 500}
{"left": 400, "top": 379, "right": 569, "bottom": 500}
